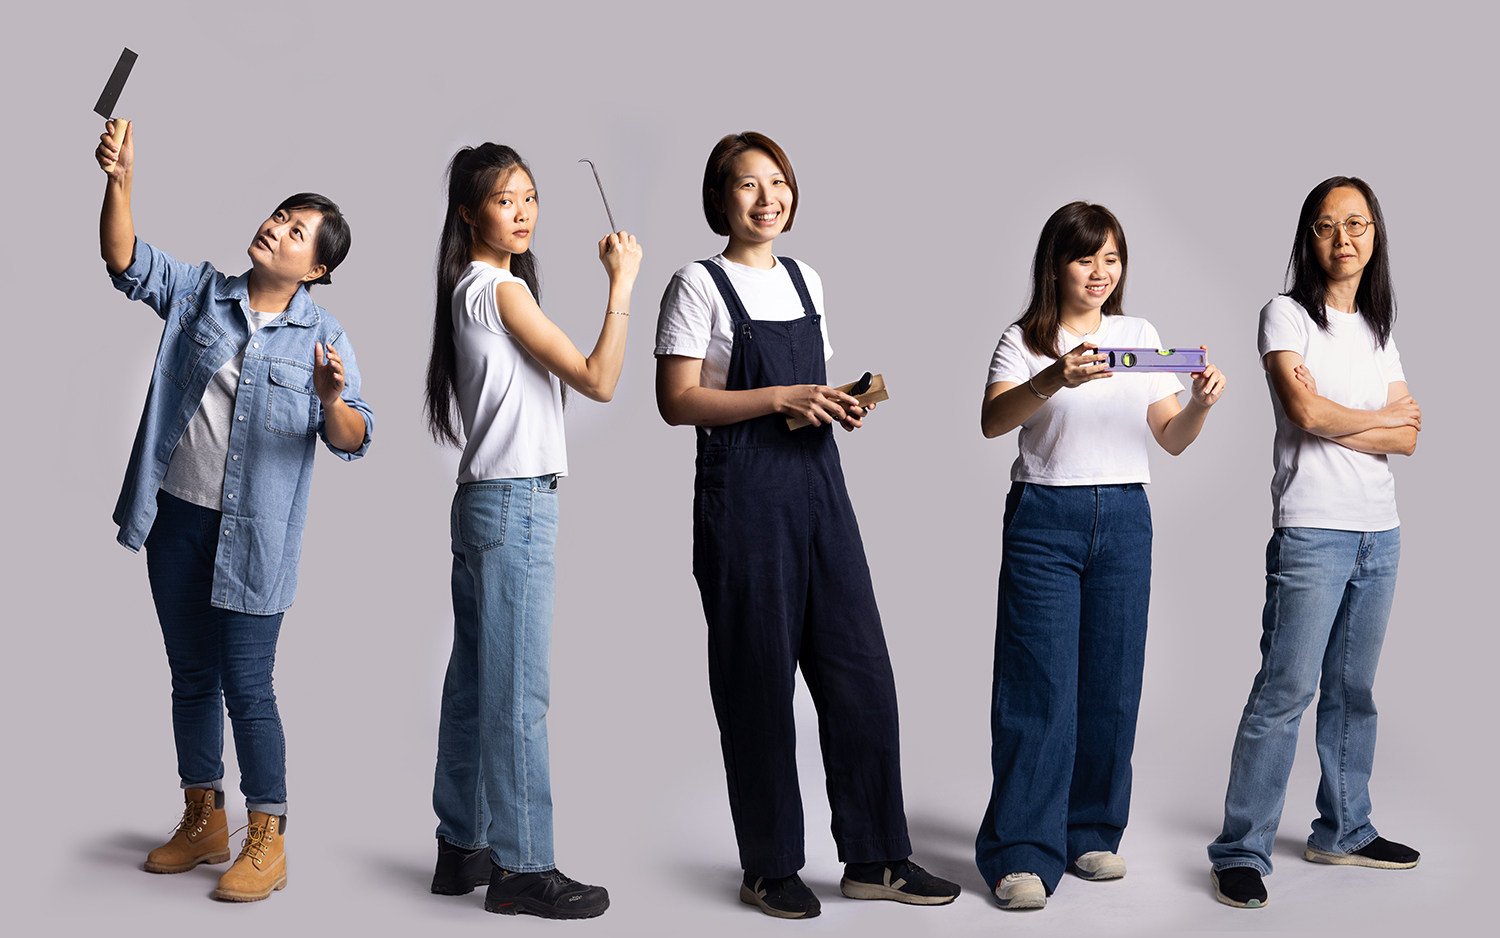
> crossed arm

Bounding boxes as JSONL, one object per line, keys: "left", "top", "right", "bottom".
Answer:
{"left": 1264, "top": 350, "right": 1419, "bottom": 456}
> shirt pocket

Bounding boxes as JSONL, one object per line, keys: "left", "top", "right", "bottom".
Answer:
{"left": 266, "top": 359, "right": 316, "bottom": 437}
{"left": 160, "top": 300, "right": 223, "bottom": 390}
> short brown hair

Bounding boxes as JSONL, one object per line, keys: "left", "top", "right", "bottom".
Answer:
{"left": 701, "top": 132, "right": 799, "bottom": 236}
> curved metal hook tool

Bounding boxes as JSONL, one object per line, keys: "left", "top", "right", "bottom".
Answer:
{"left": 578, "top": 159, "right": 618, "bottom": 232}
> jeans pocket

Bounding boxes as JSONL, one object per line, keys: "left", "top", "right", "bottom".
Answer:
{"left": 266, "top": 360, "right": 316, "bottom": 437}
{"left": 458, "top": 484, "right": 511, "bottom": 553}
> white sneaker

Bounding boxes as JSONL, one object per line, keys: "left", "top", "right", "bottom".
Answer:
{"left": 1069, "top": 850, "right": 1126, "bottom": 881}
{"left": 994, "top": 872, "right": 1046, "bottom": 910}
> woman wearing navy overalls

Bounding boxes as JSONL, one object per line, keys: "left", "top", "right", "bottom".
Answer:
{"left": 655, "top": 131, "right": 960, "bottom": 920}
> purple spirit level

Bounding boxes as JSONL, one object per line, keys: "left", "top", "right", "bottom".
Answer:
{"left": 1098, "top": 347, "right": 1206, "bottom": 373}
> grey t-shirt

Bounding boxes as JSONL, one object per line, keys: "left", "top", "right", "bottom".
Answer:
{"left": 161, "top": 306, "right": 282, "bottom": 509}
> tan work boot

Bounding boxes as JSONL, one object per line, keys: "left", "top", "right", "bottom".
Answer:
{"left": 144, "top": 788, "right": 229, "bottom": 873}
{"left": 213, "top": 812, "right": 287, "bottom": 902}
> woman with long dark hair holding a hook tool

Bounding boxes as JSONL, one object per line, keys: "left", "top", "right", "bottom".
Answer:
{"left": 95, "top": 121, "right": 373, "bottom": 903}
{"left": 976, "top": 202, "right": 1226, "bottom": 911}
{"left": 423, "top": 143, "right": 640, "bottom": 920}
{"left": 655, "top": 131, "right": 961, "bottom": 920}
{"left": 1207, "top": 177, "right": 1421, "bottom": 910}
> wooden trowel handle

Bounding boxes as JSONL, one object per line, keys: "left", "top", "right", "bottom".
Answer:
{"left": 102, "top": 118, "right": 129, "bottom": 171}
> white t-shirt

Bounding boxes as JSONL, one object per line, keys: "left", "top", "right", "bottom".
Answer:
{"left": 987, "top": 316, "right": 1183, "bottom": 485}
{"left": 1258, "top": 295, "right": 1404, "bottom": 531}
{"left": 654, "top": 254, "right": 833, "bottom": 390}
{"left": 452, "top": 262, "right": 567, "bottom": 483}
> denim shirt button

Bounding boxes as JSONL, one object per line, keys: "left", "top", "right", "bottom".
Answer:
{"left": 223, "top": 529, "right": 231, "bottom": 536}
{"left": 236, "top": 415, "right": 245, "bottom": 421}
{"left": 232, "top": 454, "right": 240, "bottom": 461}
{"left": 227, "top": 493, "right": 235, "bottom": 499}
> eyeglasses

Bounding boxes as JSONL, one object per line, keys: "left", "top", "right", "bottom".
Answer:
{"left": 1311, "top": 215, "right": 1372, "bottom": 239}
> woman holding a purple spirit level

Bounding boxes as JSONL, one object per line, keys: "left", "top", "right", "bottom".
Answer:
{"left": 976, "top": 201, "right": 1225, "bottom": 912}
{"left": 1208, "top": 177, "right": 1422, "bottom": 910}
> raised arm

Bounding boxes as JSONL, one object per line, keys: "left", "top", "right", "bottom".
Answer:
{"left": 655, "top": 355, "right": 864, "bottom": 429}
{"left": 1265, "top": 351, "right": 1418, "bottom": 438}
{"left": 499, "top": 232, "right": 641, "bottom": 403}
{"left": 97, "top": 120, "right": 135, "bottom": 275}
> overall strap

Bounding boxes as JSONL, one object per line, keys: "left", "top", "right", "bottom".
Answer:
{"left": 696, "top": 259, "right": 752, "bottom": 327}
{"left": 777, "top": 257, "right": 817, "bottom": 319}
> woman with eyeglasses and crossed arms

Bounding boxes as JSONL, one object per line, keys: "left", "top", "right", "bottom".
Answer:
{"left": 1208, "top": 177, "right": 1423, "bottom": 910}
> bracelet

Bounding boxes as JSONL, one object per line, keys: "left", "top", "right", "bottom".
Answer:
{"left": 606, "top": 309, "right": 629, "bottom": 317}
{"left": 1027, "top": 376, "right": 1053, "bottom": 400}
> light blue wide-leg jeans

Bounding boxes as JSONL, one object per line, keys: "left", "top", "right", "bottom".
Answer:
{"left": 433, "top": 476, "right": 559, "bottom": 873}
{"left": 1209, "top": 526, "right": 1400, "bottom": 875}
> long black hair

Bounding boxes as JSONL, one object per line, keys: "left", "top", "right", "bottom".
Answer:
{"left": 425, "top": 144, "right": 541, "bottom": 447}
{"left": 1015, "top": 201, "right": 1128, "bottom": 357}
{"left": 1284, "top": 175, "right": 1395, "bottom": 348}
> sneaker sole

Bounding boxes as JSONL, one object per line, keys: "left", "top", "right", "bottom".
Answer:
{"left": 143, "top": 850, "right": 231, "bottom": 874}
{"left": 1211, "top": 870, "right": 1267, "bottom": 909}
{"left": 1067, "top": 862, "right": 1126, "bottom": 881}
{"left": 484, "top": 895, "right": 610, "bottom": 919}
{"left": 838, "top": 877, "right": 957, "bottom": 905}
{"left": 430, "top": 878, "right": 488, "bottom": 896}
{"left": 1302, "top": 846, "right": 1419, "bottom": 870}
{"left": 739, "top": 883, "right": 820, "bottom": 919}
{"left": 213, "top": 873, "right": 287, "bottom": 902}
{"left": 994, "top": 889, "right": 1046, "bottom": 910}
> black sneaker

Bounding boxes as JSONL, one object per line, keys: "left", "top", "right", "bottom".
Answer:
{"left": 430, "top": 837, "right": 491, "bottom": 896}
{"left": 1212, "top": 866, "right": 1268, "bottom": 909}
{"left": 840, "top": 858, "right": 961, "bottom": 905}
{"left": 484, "top": 866, "right": 610, "bottom": 919}
{"left": 740, "top": 872, "right": 821, "bottom": 919}
{"left": 1304, "top": 836, "right": 1420, "bottom": 870}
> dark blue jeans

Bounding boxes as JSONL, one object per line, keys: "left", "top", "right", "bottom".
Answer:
{"left": 145, "top": 490, "right": 287, "bottom": 814}
{"left": 976, "top": 483, "right": 1152, "bottom": 894}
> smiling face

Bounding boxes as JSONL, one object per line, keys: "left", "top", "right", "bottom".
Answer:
{"left": 1058, "top": 233, "right": 1122, "bottom": 315}
{"left": 719, "top": 148, "right": 793, "bottom": 248}
{"left": 463, "top": 168, "right": 537, "bottom": 265}
{"left": 247, "top": 207, "right": 326, "bottom": 285}
{"left": 1311, "top": 186, "right": 1375, "bottom": 294}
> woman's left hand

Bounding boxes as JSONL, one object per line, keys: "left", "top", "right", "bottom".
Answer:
{"left": 839, "top": 400, "right": 874, "bottom": 432}
{"left": 1190, "top": 347, "right": 1226, "bottom": 407}
{"left": 314, "top": 341, "right": 345, "bottom": 407}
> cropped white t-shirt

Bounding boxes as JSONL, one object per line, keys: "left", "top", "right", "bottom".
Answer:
{"left": 987, "top": 316, "right": 1183, "bottom": 485}
{"left": 654, "top": 254, "right": 833, "bottom": 390}
{"left": 452, "top": 262, "right": 567, "bottom": 483}
{"left": 1258, "top": 295, "right": 1404, "bottom": 531}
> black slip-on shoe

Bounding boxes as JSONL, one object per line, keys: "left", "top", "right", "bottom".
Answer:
{"left": 1304, "top": 836, "right": 1420, "bottom": 870}
{"left": 484, "top": 866, "right": 610, "bottom": 919}
{"left": 840, "top": 858, "right": 960, "bottom": 905}
{"left": 430, "top": 837, "right": 491, "bottom": 896}
{"left": 1212, "top": 866, "right": 1268, "bottom": 908}
{"left": 740, "top": 871, "right": 821, "bottom": 919}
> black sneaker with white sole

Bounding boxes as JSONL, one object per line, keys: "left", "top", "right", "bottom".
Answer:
{"left": 740, "top": 871, "right": 821, "bottom": 919}
{"left": 430, "top": 837, "right": 491, "bottom": 896}
{"left": 840, "top": 858, "right": 961, "bottom": 905}
{"left": 1212, "top": 866, "right": 1268, "bottom": 909}
{"left": 484, "top": 866, "right": 610, "bottom": 919}
{"left": 1303, "top": 836, "right": 1420, "bottom": 870}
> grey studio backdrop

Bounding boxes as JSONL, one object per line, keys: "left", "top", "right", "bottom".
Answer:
{"left": 2, "top": 1, "right": 1491, "bottom": 935}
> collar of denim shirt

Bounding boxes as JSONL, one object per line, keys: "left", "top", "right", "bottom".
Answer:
{"left": 214, "top": 273, "right": 322, "bottom": 327}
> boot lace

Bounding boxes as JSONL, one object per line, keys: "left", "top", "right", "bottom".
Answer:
{"left": 172, "top": 796, "right": 215, "bottom": 838}
{"left": 229, "top": 818, "right": 275, "bottom": 868}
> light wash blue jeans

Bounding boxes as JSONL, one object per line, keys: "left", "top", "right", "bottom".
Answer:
{"left": 433, "top": 477, "right": 559, "bottom": 873}
{"left": 1209, "top": 526, "right": 1401, "bottom": 875}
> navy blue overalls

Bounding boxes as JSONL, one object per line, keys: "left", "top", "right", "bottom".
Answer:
{"left": 691, "top": 257, "right": 912, "bottom": 878}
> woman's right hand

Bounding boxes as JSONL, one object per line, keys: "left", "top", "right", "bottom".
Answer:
{"left": 1377, "top": 394, "right": 1421, "bottom": 430}
{"left": 598, "top": 230, "right": 642, "bottom": 285}
{"left": 773, "top": 385, "right": 861, "bottom": 427}
{"left": 96, "top": 119, "right": 133, "bottom": 181}
{"left": 1044, "top": 341, "right": 1111, "bottom": 390}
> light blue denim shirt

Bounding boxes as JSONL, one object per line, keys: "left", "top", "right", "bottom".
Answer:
{"left": 110, "top": 238, "right": 374, "bottom": 614}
